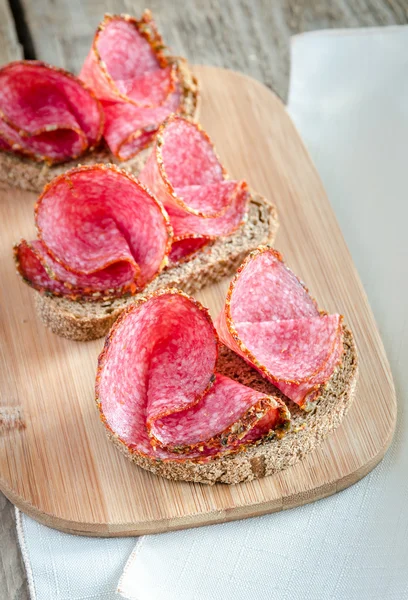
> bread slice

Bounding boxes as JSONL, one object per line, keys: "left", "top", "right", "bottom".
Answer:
{"left": 0, "top": 146, "right": 150, "bottom": 194}
{"left": 34, "top": 193, "right": 278, "bottom": 341}
{"left": 105, "top": 326, "right": 358, "bottom": 484}
{"left": 0, "top": 59, "right": 198, "bottom": 193}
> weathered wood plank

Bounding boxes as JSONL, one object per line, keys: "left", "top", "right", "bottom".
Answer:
{"left": 0, "top": 0, "right": 22, "bottom": 64}
{"left": 18, "top": 0, "right": 408, "bottom": 99}
{"left": 1, "top": 2, "right": 407, "bottom": 600}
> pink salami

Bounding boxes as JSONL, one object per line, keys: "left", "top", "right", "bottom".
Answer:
{"left": 14, "top": 165, "right": 172, "bottom": 300}
{"left": 0, "top": 61, "right": 103, "bottom": 164}
{"left": 139, "top": 115, "right": 249, "bottom": 262}
{"left": 96, "top": 289, "right": 290, "bottom": 462}
{"left": 80, "top": 12, "right": 186, "bottom": 160}
{"left": 216, "top": 247, "right": 344, "bottom": 409}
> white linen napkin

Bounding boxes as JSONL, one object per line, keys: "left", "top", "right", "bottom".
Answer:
{"left": 16, "top": 24, "right": 408, "bottom": 600}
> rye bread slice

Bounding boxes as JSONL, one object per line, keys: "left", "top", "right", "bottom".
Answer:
{"left": 0, "top": 58, "right": 198, "bottom": 193}
{"left": 105, "top": 326, "right": 358, "bottom": 485}
{"left": 34, "top": 193, "right": 278, "bottom": 341}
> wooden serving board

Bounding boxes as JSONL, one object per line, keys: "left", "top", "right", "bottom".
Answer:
{"left": 0, "top": 66, "right": 396, "bottom": 536}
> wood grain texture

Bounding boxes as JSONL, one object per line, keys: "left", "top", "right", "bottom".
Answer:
{"left": 0, "top": 65, "right": 396, "bottom": 538}
{"left": 0, "top": 1, "right": 405, "bottom": 598}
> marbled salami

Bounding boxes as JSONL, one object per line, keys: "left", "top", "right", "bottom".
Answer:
{"left": 96, "top": 289, "right": 290, "bottom": 462}
{"left": 80, "top": 12, "right": 188, "bottom": 160}
{"left": 14, "top": 165, "right": 172, "bottom": 300}
{"left": 0, "top": 61, "right": 103, "bottom": 164}
{"left": 139, "top": 115, "right": 249, "bottom": 262}
{"left": 216, "top": 247, "right": 344, "bottom": 409}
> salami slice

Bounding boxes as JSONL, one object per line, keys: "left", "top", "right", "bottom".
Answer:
{"left": 0, "top": 61, "right": 103, "bottom": 164}
{"left": 80, "top": 12, "right": 187, "bottom": 160}
{"left": 139, "top": 115, "right": 249, "bottom": 262}
{"left": 101, "top": 82, "right": 181, "bottom": 160}
{"left": 96, "top": 289, "right": 290, "bottom": 462}
{"left": 216, "top": 247, "right": 344, "bottom": 409}
{"left": 14, "top": 165, "right": 172, "bottom": 300}
{"left": 80, "top": 12, "right": 175, "bottom": 107}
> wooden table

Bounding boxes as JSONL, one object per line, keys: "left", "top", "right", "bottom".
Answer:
{"left": 0, "top": 0, "right": 406, "bottom": 597}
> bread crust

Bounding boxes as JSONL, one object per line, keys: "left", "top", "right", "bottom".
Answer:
{"left": 34, "top": 193, "right": 278, "bottom": 340}
{"left": 104, "top": 326, "right": 357, "bottom": 484}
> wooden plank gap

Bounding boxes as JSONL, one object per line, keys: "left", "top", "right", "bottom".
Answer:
{"left": 7, "top": 0, "right": 36, "bottom": 59}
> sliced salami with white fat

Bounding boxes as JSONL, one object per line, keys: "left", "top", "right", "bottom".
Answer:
{"left": 139, "top": 115, "right": 249, "bottom": 263}
{"left": 80, "top": 12, "right": 187, "bottom": 160}
{"left": 96, "top": 290, "right": 290, "bottom": 461}
{"left": 216, "top": 247, "right": 344, "bottom": 408}
{"left": 0, "top": 61, "right": 103, "bottom": 164}
{"left": 14, "top": 165, "right": 172, "bottom": 300}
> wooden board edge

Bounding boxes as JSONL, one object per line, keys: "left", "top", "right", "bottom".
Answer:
{"left": 1, "top": 414, "right": 395, "bottom": 537}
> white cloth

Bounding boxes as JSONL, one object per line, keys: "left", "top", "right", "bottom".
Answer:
{"left": 15, "top": 510, "right": 136, "bottom": 600}
{"left": 16, "top": 25, "right": 408, "bottom": 600}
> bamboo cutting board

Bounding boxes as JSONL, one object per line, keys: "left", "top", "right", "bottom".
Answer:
{"left": 0, "top": 66, "right": 396, "bottom": 536}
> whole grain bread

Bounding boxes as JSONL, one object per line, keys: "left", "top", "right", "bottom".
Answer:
{"left": 34, "top": 193, "right": 278, "bottom": 340}
{"left": 0, "top": 58, "right": 198, "bottom": 193}
{"left": 105, "top": 326, "right": 358, "bottom": 485}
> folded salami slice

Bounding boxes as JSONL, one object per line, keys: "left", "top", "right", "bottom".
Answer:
{"left": 96, "top": 289, "right": 290, "bottom": 462}
{"left": 216, "top": 247, "right": 344, "bottom": 409}
{"left": 101, "top": 87, "right": 181, "bottom": 160}
{"left": 139, "top": 115, "right": 249, "bottom": 263}
{"left": 80, "top": 12, "right": 187, "bottom": 160}
{"left": 14, "top": 165, "right": 172, "bottom": 300}
{"left": 0, "top": 61, "right": 103, "bottom": 164}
